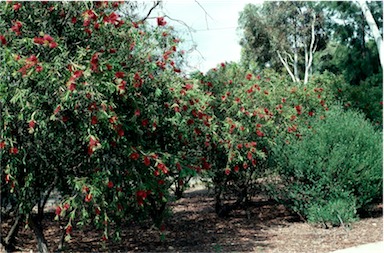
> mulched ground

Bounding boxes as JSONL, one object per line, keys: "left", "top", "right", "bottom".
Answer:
{"left": 2, "top": 189, "right": 383, "bottom": 252}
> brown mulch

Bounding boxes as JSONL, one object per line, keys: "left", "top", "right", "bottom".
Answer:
{"left": 2, "top": 189, "right": 383, "bottom": 252}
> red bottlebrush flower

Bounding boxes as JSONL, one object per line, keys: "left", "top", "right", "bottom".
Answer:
{"left": 0, "top": 141, "right": 5, "bottom": 149}
{"left": 109, "top": 116, "right": 117, "bottom": 124}
{"left": 184, "top": 83, "right": 193, "bottom": 90}
{"left": 143, "top": 156, "right": 151, "bottom": 166}
{"left": 91, "top": 116, "right": 98, "bottom": 125}
{"left": 282, "top": 98, "right": 286, "bottom": 103}
{"left": 13, "top": 3, "right": 22, "bottom": 11}
{"left": 63, "top": 203, "right": 70, "bottom": 210}
{"left": 256, "top": 130, "right": 264, "bottom": 137}
{"left": 295, "top": 105, "right": 302, "bottom": 115}
{"left": 49, "top": 41, "right": 58, "bottom": 48}
{"left": 89, "top": 136, "right": 100, "bottom": 148}
{"left": 95, "top": 207, "right": 101, "bottom": 215}
{"left": 134, "top": 109, "right": 140, "bottom": 116}
{"left": 9, "top": 147, "right": 18, "bottom": 154}
{"left": 157, "top": 17, "right": 167, "bottom": 26}
{"left": 85, "top": 193, "right": 92, "bottom": 202}
{"left": 73, "top": 70, "right": 83, "bottom": 79}
{"left": 83, "top": 9, "right": 97, "bottom": 20}
{"left": 136, "top": 190, "right": 148, "bottom": 205}
{"left": 225, "top": 168, "right": 230, "bottom": 175}
{"left": 247, "top": 151, "right": 253, "bottom": 161}
{"left": 246, "top": 73, "right": 252, "bottom": 80}
{"left": 5, "top": 174, "right": 11, "bottom": 183}
{"left": 11, "top": 21, "right": 22, "bottom": 35}
{"left": 106, "top": 64, "right": 112, "bottom": 70}
{"left": 187, "top": 119, "right": 194, "bottom": 125}
{"left": 141, "top": 119, "right": 149, "bottom": 127}
{"left": 55, "top": 206, "right": 62, "bottom": 216}
{"left": 237, "top": 143, "right": 243, "bottom": 149}
{"left": 130, "top": 152, "right": 140, "bottom": 160}
{"left": 104, "top": 12, "right": 120, "bottom": 25}
{"left": 308, "top": 111, "right": 314, "bottom": 117}
{"left": 54, "top": 105, "right": 61, "bottom": 114}
{"left": 82, "top": 186, "right": 90, "bottom": 193}
{"left": 29, "top": 120, "right": 36, "bottom": 128}
{"left": 26, "top": 55, "right": 38, "bottom": 65}
{"left": 65, "top": 225, "right": 72, "bottom": 234}
{"left": 115, "top": 71, "right": 125, "bottom": 78}
{"left": 0, "top": 35, "right": 7, "bottom": 45}
{"left": 71, "top": 17, "right": 77, "bottom": 24}
{"left": 107, "top": 181, "right": 114, "bottom": 188}
{"left": 158, "top": 179, "right": 165, "bottom": 185}
{"left": 117, "top": 128, "right": 124, "bottom": 137}
{"left": 35, "top": 65, "right": 43, "bottom": 72}
{"left": 157, "top": 163, "right": 168, "bottom": 174}
{"left": 68, "top": 83, "right": 76, "bottom": 91}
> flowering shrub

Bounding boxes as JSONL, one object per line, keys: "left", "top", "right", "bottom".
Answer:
{"left": 0, "top": 1, "right": 211, "bottom": 251}
{"left": 192, "top": 63, "right": 340, "bottom": 216}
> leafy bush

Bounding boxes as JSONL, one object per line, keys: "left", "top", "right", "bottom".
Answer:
{"left": 307, "top": 194, "right": 358, "bottom": 227}
{"left": 271, "top": 105, "right": 382, "bottom": 225}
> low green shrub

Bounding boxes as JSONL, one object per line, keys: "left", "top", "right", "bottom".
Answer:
{"left": 271, "top": 105, "right": 382, "bottom": 225}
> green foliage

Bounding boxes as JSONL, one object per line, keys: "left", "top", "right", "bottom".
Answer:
{"left": 271, "top": 106, "right": 383, "bottom": 225}
{"left": 0, "top": 1, "right": 210, "bottom": 248}
{"left": 307, "top": 195, "right": 358, "bottom": 227}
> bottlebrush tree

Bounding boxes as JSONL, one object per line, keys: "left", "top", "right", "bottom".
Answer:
{"left": 193, "top": 63, "right": 344, "bottom": 217}
{"left": 0, "top": 1, "right": 213, "bottom": 251}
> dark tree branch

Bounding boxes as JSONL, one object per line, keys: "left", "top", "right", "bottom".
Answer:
{"left": 140, "top": 1, "right": 161, "bottom": 22}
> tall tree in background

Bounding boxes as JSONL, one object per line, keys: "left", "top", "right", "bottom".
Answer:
{"left": 314, "top": 1, "right": 382, "bottom": 85}
{"left": 238, "top": 1, "right": 326, "bottom": 84}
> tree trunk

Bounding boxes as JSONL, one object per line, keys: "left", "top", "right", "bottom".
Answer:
{"left": 277, "top": 51, "right": 297, "bottom": 83}
{"left": 304, "top": 12, "right": 316, "bottom": 84}
{"left": 357, "top": 0, "right": 384, "bottom": 69}
{"left": 29, "top": 215, "right": 49, "bottom": 253}
{"left": 2, "top": 214, "right": 21, "bottom": 251}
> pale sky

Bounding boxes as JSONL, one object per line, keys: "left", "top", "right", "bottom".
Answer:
{"left": 151, "top": 0, "right": 264, "bottom": 73}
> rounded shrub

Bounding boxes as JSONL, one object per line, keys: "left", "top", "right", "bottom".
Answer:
{"left": 271, "top": 105, "right": 382, "bottom": 226}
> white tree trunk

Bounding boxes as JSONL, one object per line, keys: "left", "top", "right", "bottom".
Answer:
{"left": 277, "top": 51, "right": 297, "bottom": 82}
{"left": 357, "top": 0, "right": 384, "bottom": 69}
{"left": 304, "top": 12, "right": 316, "bottom": 84}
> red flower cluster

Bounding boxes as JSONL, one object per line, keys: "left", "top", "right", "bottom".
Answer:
{"left": 11, "top": 20, "right": 22, "bottom": 36}
{"left": 66, "top": 70, "right": 83, "bottom": 91}
{"left": 136, "top": 190, "right": 150, "bottom": 206}
{"left": 33, "top": 34, "right": 58, "bottom": 48}
{"left": 13, "top": 3, "right": 22, "bottom": 11}
{"left": 157, "top": 17, "right": 167, "bottom": 26}
{"left": 0, "top": 35, "right": 7, "bottom": 45}
{"left": 103, "top": 12, "right": 124, "bottom": 27}
{"left": 18, "top": 55, "right": 43, "bottom": 76}
{"left": 88, "top": 136, "right": 101, "bottom": 155}
{"left": 90, "top": 53, "right": 100, "bottom": 72}
{"left": 9, "top": 147, "right": 18, "bottom": 154}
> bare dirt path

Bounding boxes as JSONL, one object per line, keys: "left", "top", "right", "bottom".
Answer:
{"left": 2, "top": 188, "right": 382, "bottom": 252}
